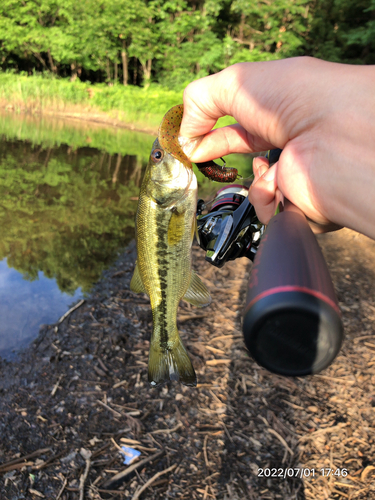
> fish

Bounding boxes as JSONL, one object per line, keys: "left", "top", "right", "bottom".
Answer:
{"left": 130, "top": 104, "right": 211, "bottom": 387}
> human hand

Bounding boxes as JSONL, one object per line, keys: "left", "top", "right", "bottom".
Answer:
{"left": 180, "top": 57, "right": 375, "bottom": 239}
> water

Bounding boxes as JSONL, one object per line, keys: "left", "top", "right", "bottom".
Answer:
{"left": 0, "top": 111, "right": 252, "bottom": 358}
{"left": 0, "top": 259, "right": 82, "bottom": 357}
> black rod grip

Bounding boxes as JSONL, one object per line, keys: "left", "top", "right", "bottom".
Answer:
{"left": 243, "top": 210, "right": 344, "bottom": 376}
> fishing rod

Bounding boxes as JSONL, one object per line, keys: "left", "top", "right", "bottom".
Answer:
{"left": 195, "top": 149, "right": 344, "bottom": 377}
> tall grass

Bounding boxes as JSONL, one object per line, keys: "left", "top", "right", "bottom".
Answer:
{"left": 0, "top": 72, "right": 236, "bottom": 131}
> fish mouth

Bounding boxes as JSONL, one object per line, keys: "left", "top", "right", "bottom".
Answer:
{"left": 158, "top": 105, "right": 193, "bottom": 168}
{"left": 151, "top": 163, "right": 194, "bottom": 190}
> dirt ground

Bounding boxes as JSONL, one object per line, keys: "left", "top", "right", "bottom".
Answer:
{"left": 1, "top": 228, "right": 375, "bottom": 500}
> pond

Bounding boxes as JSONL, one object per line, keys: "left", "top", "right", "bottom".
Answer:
{"left": 0, "top": 111, "right": 252, "bottom": 359}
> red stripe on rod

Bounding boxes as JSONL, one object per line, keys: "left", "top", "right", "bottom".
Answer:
{"left": 244, "top": 285, "right": 341, "bottom": 315}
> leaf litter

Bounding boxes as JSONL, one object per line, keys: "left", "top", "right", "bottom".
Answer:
{"left": 0, "top": 228, "right": 374, "bottom": 499}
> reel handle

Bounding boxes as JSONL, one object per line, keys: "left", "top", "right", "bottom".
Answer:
{"left": 243, "top": 202, "right": 344, "bottom": 376}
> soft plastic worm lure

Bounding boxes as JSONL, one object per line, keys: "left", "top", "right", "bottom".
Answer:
{"left": 195, "top": 158, "right": 239, "bottom": 183}
{"left": 158, "top": 104, "right": 192, "bottom": 167}
{"left": 158, "top": 104, "right": 239, "bottom": 183}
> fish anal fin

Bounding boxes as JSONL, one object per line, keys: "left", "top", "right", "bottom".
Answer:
{"left": 130, "top": 261, "right": 147, "bottom": 294}
{"left": 183, "top": 270, "right": 211, "bottom": 308}
{"left": 148, "top": 334, "right": 197, "bottom": 387}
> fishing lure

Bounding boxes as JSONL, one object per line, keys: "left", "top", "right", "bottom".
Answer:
{"left": 195, "top": 158, "right": 239, "bottom": 183}
{"left": 158, "top": 104, "right": 239, "bottom": 183}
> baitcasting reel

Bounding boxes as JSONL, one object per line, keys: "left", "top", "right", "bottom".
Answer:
{"left": 196, "top": 149, "right": 344, "bottom": 378}
{"left": 196, "top": 184, "right": 264, "bottom": 267}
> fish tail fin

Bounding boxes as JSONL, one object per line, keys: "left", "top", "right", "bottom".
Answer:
{"left": 148, "top": 332, "right": 197, "bottom": 387}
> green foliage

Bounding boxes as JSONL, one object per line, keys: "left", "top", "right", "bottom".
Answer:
{"left": 306, "top": 0, "right": 375, "bottom": 63}
{"left": 2, "top": 0, "right": 372, "bottom": 91}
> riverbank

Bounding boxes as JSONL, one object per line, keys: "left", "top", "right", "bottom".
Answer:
{"left": 1, "top": 229, "right": 375, "bottom": 498}
{"left": 0, "top": 73, "right": 235, "bottom": 135}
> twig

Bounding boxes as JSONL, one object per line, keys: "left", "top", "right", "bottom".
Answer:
{"left": 110, "top": 437, "right": 123, "bottom": 452}
{"left": 56, "top": 476, "right": 67, "bottom": 500}
{"left": 203, "top": 435, "right": 210, "bottom": 469}
{"left": 178, "top": 313, "right": 207, "bottom": 323}
{"left": 206, "top": 359, "right": 231, "bottom": 366}
{"left": 150, "top": 422, "right": 183, "bottom": 435}
{"left": 113, "top": 380, "right": 128, "bottom": 389}
{"left": 313, "top": 374, "right": 355, "bottom": 385}
{"left": 79, "top": 449, "right": 92, "bottom": 500}
{"left": 97, "top": 400, "right": 122, "bottom": 418}
{"left": 0, "top": 461, "right": 35, "bottom": 472}
{"left": 51, "top": 375, "right": 63, "bottom": 397}
{"left": 97, "top": 489, "right": 128, "bottom": 495}
{"left": 220, "top": 421, "right": 234, "bottom": 444}
{"left": 120, "top": 438, "right": 141, "bottom": 446}
{"left": 58, "top": 299, "right": 85, "bottom": 325}
{"left": 267, "top": 428, "right": 293, "bottom": 460}
{"left": 29, "top": 489, "right": 44, "bottom": 498}
{"left": 0, "top": 448, "right": 51, "bottom": 472}
{"left": 131, "top": 463, "right": 177, "bottom": 500}
{"left": 101, "top": 450, "right": 164, "bottom": 490}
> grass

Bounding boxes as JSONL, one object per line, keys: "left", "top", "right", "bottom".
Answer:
{"left": 0, "top": 72, "right": 237, "bottom": 132}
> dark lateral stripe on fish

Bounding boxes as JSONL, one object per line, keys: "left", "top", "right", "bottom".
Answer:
{"left": 155, "top": 222, "right": 169, "bottom": 349}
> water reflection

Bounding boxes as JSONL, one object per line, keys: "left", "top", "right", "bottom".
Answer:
{"left": 0, "top": 139, "right": 147, "bottom": 294}
{"left": 0, "top": 123, "right": 151, "bottom": 358}
{"left": 0, "top": 112, "right": 252, "bottom": 358}
{"left": 0, "top": 259, "right": 82, "bottom": 358}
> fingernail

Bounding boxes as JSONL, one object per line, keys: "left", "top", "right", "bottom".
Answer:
{"left": 262, "top": 166, "right": 276, "bottom": 182}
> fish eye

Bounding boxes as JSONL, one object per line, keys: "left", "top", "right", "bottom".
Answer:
{"left": 151, "top": 149, "right": 164, "bottom": 163}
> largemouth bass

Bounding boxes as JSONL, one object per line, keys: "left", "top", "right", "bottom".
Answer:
{"left": 131, "top": 105, "right": 211, "bottom": 387}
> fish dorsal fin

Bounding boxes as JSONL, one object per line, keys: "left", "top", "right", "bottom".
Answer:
{"left": 183, "top": 270, "right": 211, "bottom": 307}
{"left": 130, "top": 261, "right": 147, "bottom": 294}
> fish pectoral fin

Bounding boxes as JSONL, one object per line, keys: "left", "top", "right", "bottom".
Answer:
{"left": 183, "top": 270, "right": 212, "bottom": 308}
{"left": 148, "top": 333, "right": 197, "bottom": 387}
{"left": 130, "top": 261, "right": 147, "bottom": 294}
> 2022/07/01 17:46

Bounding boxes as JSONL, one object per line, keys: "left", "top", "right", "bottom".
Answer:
{"left": 257, "top": 468, "right": 348, "bottom": 479}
